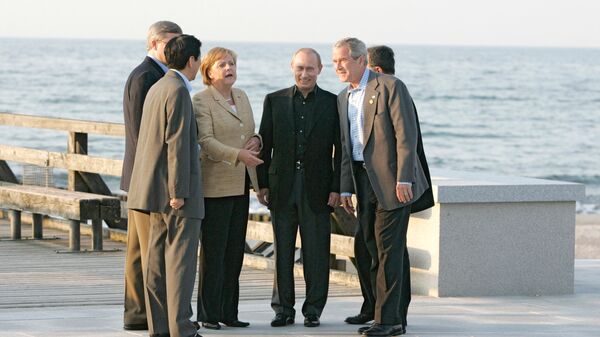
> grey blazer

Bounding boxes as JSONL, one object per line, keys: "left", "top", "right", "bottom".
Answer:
{"left": 127, "top": 70, "right": 205, "bottom": 219}
{"left": 338, "top": 70, "right": 428, "bottom": 211}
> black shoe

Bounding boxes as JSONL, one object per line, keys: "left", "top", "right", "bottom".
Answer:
{"left": 202, "top": 321, "right": 221, "bottom": 330}
{"left": 222, "top": 319, "right": 250, "bottom": 327}
{"left": 192, "top": 321, "right": 200, "bottom": 330}
{"left": 361, "top": 323, "right": 405, "bottom": 336}
{"left": 123, "top": 322, "right": 148, "bottom": 330}
{"left": 271, "top": 313, "right": 295, "bottom": 327}
{"left": 358, "top": 324, "right": 373, "bottom": 334}
{"left": 304, "top": 315, "right": 320, "bottom": 327}
{"left": 345, "top": 313, "right": 374, "bottom": 325}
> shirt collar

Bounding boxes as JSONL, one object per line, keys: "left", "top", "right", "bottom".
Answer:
{"left": 148, "top": 54, "right": 169, "bottom": 74}
{"left": 293, "top": 84, "right": 318, "bottom": 98}
{"left": 171, "top": 69, "right": 193, "bottom": 92}
{"left": 349, "top": 68, "right": 370, "bottom": 93}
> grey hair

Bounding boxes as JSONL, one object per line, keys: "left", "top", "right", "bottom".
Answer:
{"left": 291, "top": 48, "right": 322, "bottom": 66}
{"left": 146, "top": 21, "right": 182, "bottom": 50}
{"left": 333, "top": 37, "right": 367, "bottom": 64}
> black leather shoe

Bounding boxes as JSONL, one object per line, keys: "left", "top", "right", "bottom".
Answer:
{"left": 123, "top": 322, "right": 148, "bottom": 330}
{"left": 345, "top": 313, "right": 374, "bottom": 324}
{"left": 202, "top": 321, "right": 221, "bottom": 330}
{"left": 361, "top": 323, "right": 405, "bottom": 336}
{"left": 271, "top": 313, "right": 295, "bottom": 327}
{"left": 358, "top": 324, "right": 373, "bottom": 334}
{"left": 222, "top": 319, "right": 250, "bottom": 327}
{"left": 304, "top": 315, "right": 320, "bottom": 327}
{"left": 192, "top": 321, "right": 200, "bottom": 330}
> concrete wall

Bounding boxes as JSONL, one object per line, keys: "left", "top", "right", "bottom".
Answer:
{"left": 407, "top": 169, "right": 584, "bottom": 296}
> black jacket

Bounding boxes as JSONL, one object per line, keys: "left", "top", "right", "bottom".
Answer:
{"left": 257, "top": 85, "right": 341, "bottom": 213}
{"left": 121, "top": 57, "right": 164, "bottom": 192}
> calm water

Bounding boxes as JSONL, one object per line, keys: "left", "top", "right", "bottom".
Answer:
{"left": 1, "top": 38, "right": 599, "bottom": 213}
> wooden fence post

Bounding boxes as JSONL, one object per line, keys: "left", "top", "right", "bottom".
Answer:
{"left": 68, "top": 132, "right": 88, "bottom": 192}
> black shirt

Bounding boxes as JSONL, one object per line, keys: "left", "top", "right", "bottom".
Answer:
{"left": 293, "top": 86, "right": 317, "bottom": 162}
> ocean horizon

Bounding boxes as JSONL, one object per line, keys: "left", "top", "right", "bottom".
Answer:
{"left": 0, "top": 38, "right": 598, "bottom": 213}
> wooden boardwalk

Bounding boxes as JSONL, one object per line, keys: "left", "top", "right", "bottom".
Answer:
{"left": 0, "top": 219, "right": 360, "bottom": 310}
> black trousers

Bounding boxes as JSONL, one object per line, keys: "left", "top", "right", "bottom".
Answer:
{"left": 197, "top": 192, "right": 249, "bottom": 323}
{"left": 271, "top": 169, "right": 331, "bottom": 318}
{"left": 353, "top": 161, "right": 411, "bottom": 326}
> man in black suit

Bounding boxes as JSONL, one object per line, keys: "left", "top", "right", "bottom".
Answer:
{"left": 257, "top": 48, "right": 341, "bottom": 328}
{"left": 344, "top": 44, "right": 435, "bottom": 335}
{"left": 121, "top": 20, "right": 182, "bottom": 331}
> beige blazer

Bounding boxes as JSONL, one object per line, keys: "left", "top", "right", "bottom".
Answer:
{"left": 192, "top": 86, "right": 260, "bottom": 198}
{"left": 127, "top": 71, "right": 204, "bottom": 219}
{"left": 338, "top": 70, "right": 428, "bottom": 211}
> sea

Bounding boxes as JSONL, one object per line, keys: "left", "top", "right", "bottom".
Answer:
{"left": 0, "top": 38, "right": 599, "bottom": 214}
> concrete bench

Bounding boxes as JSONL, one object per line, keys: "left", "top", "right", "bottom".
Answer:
{"left": 408, "top": 169, "right": 585, "bottom": 297}
{"left": 0, "top": 182, "right": 120, "bottom": 251}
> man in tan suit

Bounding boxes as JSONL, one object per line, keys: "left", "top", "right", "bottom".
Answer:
{"left": 127, "top": 34, "right": 204, "bottom": 337}
{"left": 333, "top": 38, "right": 429, "bottom": 337}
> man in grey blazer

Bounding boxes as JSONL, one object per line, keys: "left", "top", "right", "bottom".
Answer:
{"left": 121, "top": 21, "right": 182, "bottom": 331}
{"left": 127, "top": 34, "right": 204, "bottom": 337}
{"left": 333, "top": 37, "right": 429, "bottom": 337}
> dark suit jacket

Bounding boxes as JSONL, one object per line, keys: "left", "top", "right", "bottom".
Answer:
{"left": 410, "top": 100, "right": 434, "bottom": 213}
{"left": 257, "top": 85, "right": 341, "bottom": 214}
{"left": 127, "top": 71, "right": 204, "bottom": 219}
{"left": 121, "top": 56, "right": 165, "bottom": 192}
{"left": 339, "top": 71, "right": 429, "bottom": 211}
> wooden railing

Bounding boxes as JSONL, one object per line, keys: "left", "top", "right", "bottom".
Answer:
{"left": 0, "top": 112, "right": 359, "bottom": 278}
{"left": 0, "top": 112, "right": 125, "bottom": 228}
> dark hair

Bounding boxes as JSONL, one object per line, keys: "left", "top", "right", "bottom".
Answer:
{"left": 367, "top": 45, "right": 395, "bottom": 75}
{"left": 164, "top": 34, "right": 202, "bottom": 70}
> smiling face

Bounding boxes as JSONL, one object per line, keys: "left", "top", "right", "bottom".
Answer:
{"left": 332, "top": 45, "right": 366, "bottom": 87}
{"left": 208, "top": 53, "right": 237, "bottom": 87}
{"left": 291, "top": 50, "right": 322, "bottom": 96}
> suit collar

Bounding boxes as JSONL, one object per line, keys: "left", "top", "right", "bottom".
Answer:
{"left": 146, "top": 55, "right": 169, "bottom": 74}
{"left": 362, "top": 71, "right": 380, "bottom": 144}
{"left": 144, "top": 56, "right": 166, "bottom": 74}
{"left": 170, "top": 69, "right": 193, "bottom": 92}
{"left": 209, "top": 86, "right": 243, "bottom": 120}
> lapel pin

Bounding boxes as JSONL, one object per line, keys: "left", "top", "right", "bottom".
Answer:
{"left": 369, "top": 95, "right": 375, "bottom": 104}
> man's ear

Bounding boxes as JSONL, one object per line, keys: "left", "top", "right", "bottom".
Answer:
{"left": 187, "top": 56, "right": 196, "bottom": 68}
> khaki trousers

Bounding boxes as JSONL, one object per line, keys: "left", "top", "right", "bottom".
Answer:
{"left": 146, "top": 212, "right": 201, "bottom": 337}
{"left": 123, "top": 209, "right": 150, "bottom": 325}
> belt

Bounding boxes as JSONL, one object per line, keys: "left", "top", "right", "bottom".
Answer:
{"left": 295, "top": 160, "right": 304, "bottom": 170}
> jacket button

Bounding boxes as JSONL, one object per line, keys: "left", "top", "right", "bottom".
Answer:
{"left": 241, "top": 135, "right": 246, "bottom": 140}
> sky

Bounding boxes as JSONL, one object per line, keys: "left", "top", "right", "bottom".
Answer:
{"left": 1, "top": 0, "right": 599, "bottom": 48}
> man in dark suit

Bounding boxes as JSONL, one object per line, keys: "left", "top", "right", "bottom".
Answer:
{"left": 345, "top": 45, "right": 434, "bottom": 335}
{"left": 127, "top": 34, "right": 203, "bottom": 337}
{"left": 257, "top": 48, "right": 341, "bottom": 328}
{"left": 333, "top": 38, "right": 430, "bottom": 337}
{"left": 121, "top": 21, "right": 182, "bottom": 331}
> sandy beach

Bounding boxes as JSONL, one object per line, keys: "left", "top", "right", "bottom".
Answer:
{"left": 576, "top": 214, "right": 600, "bottom": 259}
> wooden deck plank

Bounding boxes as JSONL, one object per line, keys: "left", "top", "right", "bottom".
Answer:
{"left": 0, "top": 219, "right": 360, "bottom": 309}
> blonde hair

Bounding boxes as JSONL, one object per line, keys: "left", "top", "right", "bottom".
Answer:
{"left": 200, "top": 47, "right": 238, "bottom": 86}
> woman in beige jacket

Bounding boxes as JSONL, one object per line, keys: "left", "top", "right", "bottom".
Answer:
{"left": 192, "top": 47, "right": 262, "bottom": 330}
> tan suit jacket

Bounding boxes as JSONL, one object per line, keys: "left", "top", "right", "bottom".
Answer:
{"left": 127, "top": 70, "right": 205, "bottom": 219}
{"left": 192, "top": 86, "right": 260, "bottom": 197}
{"left": 339, "top": 70, "right": 428, "bottom": 211}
